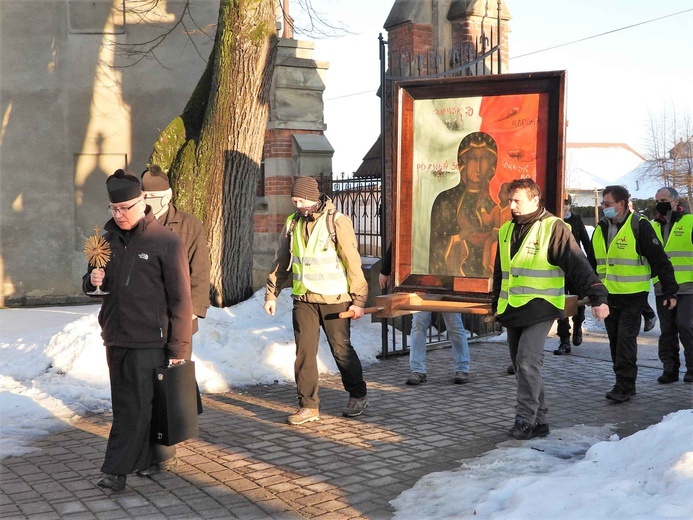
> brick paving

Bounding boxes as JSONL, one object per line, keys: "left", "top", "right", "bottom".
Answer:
{"left": 1, "top": 329, "right": 691, "bottom": 519}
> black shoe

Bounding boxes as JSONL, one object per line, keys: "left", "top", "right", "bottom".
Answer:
{"left": 605, "top": 385, "right": 634, "bottom": 403}
{"left": 643, "top": 316, "right": 657, "bottom": 332}
{"left": 684, "top": 371, "right": 693, "bottom": 383}
{"left": 97, "top": 474, "right": 126, "bottom": 491}
{"left": 657, "top": 372, "right": 679, "bottom": 384}
{"left": 506, "top": 364, "right": 515, "bottom": 375}
{"left": 553, "top": 340, "right": 571, "bottom": 355}
{"left": 532, "top": 423, "right": 550, "bottom": 438}
{"left": 135, "top": 456, "right": 177, "bottom": 477}
{"left": 572, "top": 328, "right": 583, "bottom": 346}
{"left": 508, "top": 418, "right": 534, "bottom": 440}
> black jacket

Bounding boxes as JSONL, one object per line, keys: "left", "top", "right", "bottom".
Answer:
{"left": 82, "top": 209, "right": 193, "bottom": 359}
{"left": 588, "top": 211, "right": 678, "bottom": 300}
{"left": 564, "top": 212, "right": 593, "bottom": 258}
{"left": 492, "top": 207, "right": 607, "bottom": 328}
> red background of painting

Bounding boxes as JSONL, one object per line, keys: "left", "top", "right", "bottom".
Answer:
{"left": 479, "top": 93, "right": 549, "bottom": 204}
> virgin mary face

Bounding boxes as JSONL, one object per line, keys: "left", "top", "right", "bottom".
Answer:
{"left": 459, "top": 146, "right": 496, "bottom": 189}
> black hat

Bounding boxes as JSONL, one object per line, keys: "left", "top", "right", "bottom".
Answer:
{"left": 141, "top": 165, "right": 170, "bottom": 191}
{"left": 291, "top": 176, "right": 320, "bottom": 201}
{"left": 564, "top": 194, "right": 572, "bottom": 205}
{"left": 106, "top": 169, "right": 141, "bottom": 203}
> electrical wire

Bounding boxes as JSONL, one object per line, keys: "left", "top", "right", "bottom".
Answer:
{"left": 512, "top": 8, "right": 693, "bottom": 60}
{"left": 325, "top": 8, "right": 693, "bottom": 101}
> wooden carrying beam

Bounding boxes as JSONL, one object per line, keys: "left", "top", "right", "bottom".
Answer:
{"left": 338, "top": 294, "right": 585, "bottom": 320}
{"left": 338, "top": 293, "right": 491, "bottom": 319}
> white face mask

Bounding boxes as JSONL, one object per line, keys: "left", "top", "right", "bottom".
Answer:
{"left": 143, "top": 189, "right": 172, "bottom": 219}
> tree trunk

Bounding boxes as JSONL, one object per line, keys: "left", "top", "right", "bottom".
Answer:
{"left": 150, "top": 0, "right": 277, "bottom": 307}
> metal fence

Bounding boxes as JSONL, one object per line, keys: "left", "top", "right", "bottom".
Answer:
{"left": 318, "top": 173, "right": 382, "bottom": 258}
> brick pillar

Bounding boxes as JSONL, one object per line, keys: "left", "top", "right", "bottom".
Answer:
{"left": 253, "top": 38, "right": 333, "bottom": 289}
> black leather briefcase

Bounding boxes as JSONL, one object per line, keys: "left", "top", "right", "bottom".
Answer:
{"left": 151, "top": 360, "right": 199, "bottom": 446}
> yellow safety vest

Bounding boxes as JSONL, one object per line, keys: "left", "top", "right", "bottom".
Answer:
{"left": 652, "top": 214, "right": 693, "bottom": 288}
{"left": 288, "top": 212, "right": 349, "bottom": 296}
{"left": 592, "top": 213, "right": 651, "bottom": 294}
{"left": 498, "top": 217, "right": 565, "bottom": 314}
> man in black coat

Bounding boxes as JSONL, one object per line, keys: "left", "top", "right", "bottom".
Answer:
{"left": 83, "top": 169, "right": 192, "bottom": 492}
{"left": 554, "top": 194, "right": 594, "bottom": 354}
{"left": 589, "top": 185, "right": 678, "bottom": 403}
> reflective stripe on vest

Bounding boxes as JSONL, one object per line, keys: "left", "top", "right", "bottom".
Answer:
{"left": 498, "top": 217, "right": 565, "bottom": 313}
{"left": 592, "top": 213, "right": 651, "bottom": 294}
{"left": 652, "top": 214, "right": 693, "bottom": 287}
{"left": 288, "top": 212, "right": 349, "bottom": 296}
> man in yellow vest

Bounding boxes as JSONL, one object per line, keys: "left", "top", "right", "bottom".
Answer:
{"left": 651, "top": 187, "right": 692, "bottom": 384}
{"left": 589, "top": 185, "right": 678, "bottom": 403}
{"left": 264, "top": 176, "right": 369, "bottom": 425}
{"left": 491, "top": 179, "right": 609, "bottom": 440}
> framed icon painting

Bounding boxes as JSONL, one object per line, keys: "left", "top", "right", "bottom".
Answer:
{"left": 391, "top": 71, "right": 566, "bottom": 297}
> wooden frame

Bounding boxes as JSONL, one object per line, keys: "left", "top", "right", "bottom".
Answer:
{"left": 392, "top": 71, "right": 566, "bottom": 297}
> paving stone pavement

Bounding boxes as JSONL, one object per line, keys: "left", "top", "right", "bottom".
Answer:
{"left": 1, "top": 329, "right": 691, "bottom": 519}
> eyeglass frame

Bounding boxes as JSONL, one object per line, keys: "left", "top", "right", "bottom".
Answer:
{"left": 107, "top": 199, "right": 143, "bottom": 215}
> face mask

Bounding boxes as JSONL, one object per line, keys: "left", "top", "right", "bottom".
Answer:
{"left": 656, "top": 202, "right": 673, "bottom": 215}
{"left": 603, "top": 206, "right": 618, "bottom": 219}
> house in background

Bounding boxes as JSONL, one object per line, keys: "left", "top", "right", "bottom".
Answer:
{"left": 564, "top": 142, "right": 648, "bottom": 208}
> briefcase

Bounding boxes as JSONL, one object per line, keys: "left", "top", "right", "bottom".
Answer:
{"left": 151, "top": 360, "right": 199, "bottom": 446}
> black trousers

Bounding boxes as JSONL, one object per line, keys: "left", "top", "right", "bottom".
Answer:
{"left": 292, "top": 300, "right": 367, "bottom": 408}
{"left": 556, "top": 305, "right": 585, "bottom": 340}
{"left": 604, "top": 293, "right": 647, "bottom": 386}
{"left": 102, "top": 347, "right": 175, "bottom": 475}
{"left": 657, "top": 293, "right": 693, "bottom": 373}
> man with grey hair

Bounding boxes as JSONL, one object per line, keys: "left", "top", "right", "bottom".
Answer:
{"left": 651, "top": 186, "right": 693, "bottom": 383}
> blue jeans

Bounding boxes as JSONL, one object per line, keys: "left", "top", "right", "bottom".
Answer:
{"left": 409, "top": 312, "right": 470, "bottom": 374}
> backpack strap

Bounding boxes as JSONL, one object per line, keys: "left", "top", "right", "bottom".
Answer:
{"left": 631, "top": 211, "right": 641, "bottom": 256}
{"left": 286, "top": 211, "right": 300, "bottom": 239}
{"left": 326, "top": 209, "right": 339, "bottom": 246}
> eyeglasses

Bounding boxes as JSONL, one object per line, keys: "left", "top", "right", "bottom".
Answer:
{"left": 600, "top": 201, "right": 618, "bottom": 208}
{"left": 108, "top": 200, "right": 141, "bottom": 215}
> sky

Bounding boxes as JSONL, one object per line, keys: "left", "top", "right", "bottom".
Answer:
{"left": 1, "top": 290, "right": 692, "bottom": 518}
{"left": 310, "top": 0, "right": 693, "bottom": 175}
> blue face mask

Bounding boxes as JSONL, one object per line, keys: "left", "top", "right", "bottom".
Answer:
{"left": 603, "top": 206, "right": 618, "bottom": 219}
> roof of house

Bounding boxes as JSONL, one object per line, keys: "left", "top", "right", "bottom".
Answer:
{"left": 565, "top": 142, "right": 647, "bottom": 191}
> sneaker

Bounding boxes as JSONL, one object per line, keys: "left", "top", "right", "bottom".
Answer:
{"left": 553, "top": 340, "right": 571, "bottom": 355}
{"left": 643, "top": 316, "right": 657, "bottom": 332}
{"left": 508, "top": 418, "right": 534, "bottom": 440}
{"left": 287, "top": 407, "right": 320, "bottom": 425}
{"left": 453, "top": 372, "right": 469, "bottom": 384}
{"left": 96, "top": 473, "right": 126, "bottom": 492}
{"left": 572, "top": 328, "right": 583, "bottom": 346}
{"left": 406, "top": 372, "right": 427, "bottom": 385}
{"left": 342, "top": 396, "right": 369, "bottom": 417}
{"left": 684, "top": 371, "right": 693, "bottom": 383}
{"left": 506, "top": 364, "right": 515, "bottom": 375}
{"left": 135, "top": 456, "right": 177, "bottom": 476}
{"left": 657, "top": 371, "right": 679, "bottom": 384}
{"left": 605, "top": 385, "right": 634, "bottom": 403}
{"left": 532, "top": 423, "right": 550, "bottom": 438}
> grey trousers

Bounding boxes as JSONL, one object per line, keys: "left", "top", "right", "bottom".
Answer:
{"left": 506, "top": 320, "right": 553, "bottom": 424}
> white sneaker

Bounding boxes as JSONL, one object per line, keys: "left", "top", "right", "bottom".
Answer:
{"left": 287, "top": 407, "right": 320, "bottom": 425}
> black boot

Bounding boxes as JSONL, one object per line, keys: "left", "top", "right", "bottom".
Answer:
{"left": 572, "top": 328, "right": 583, "bottom": 346}
{"left": 97, "top": 474, "right": 126, "bottom": 491}
{"left": 605, "top": 382, "right": 635, "bottom": 403}
{"left": 508, "top": 418, "right": 534, "bottom": 440}
{"left": 657, "top": 371, "right": 679, "bottom": 384}
{"left": 553, "top": 339, "right": 571, "bottom": 355}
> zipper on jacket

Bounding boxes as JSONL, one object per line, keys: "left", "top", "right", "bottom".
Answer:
{"left": 124, "top": 251, "right": 136, "bottom": 286}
